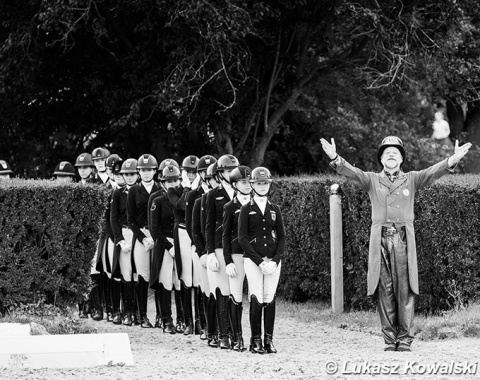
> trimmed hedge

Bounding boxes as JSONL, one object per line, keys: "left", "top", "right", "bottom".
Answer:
{"left": 271, "top": 174, "right": 480, "bottom": 313}
{"left": 0, "top": 180, "right": 108, "bottom": 313}
{"left": 1, "top": 175, "right": 479, "bottom": 314}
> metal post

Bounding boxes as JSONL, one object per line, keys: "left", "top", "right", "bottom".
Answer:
{"left": 330, "top": 184, "right": 343, "bottom": 313}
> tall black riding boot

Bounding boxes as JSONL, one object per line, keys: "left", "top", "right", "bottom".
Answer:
{"left": 136, "top": 277, "right": 152, "bottom": 328}
{"left": 91, "top": 274, "right": 103, "bottom": 321}
{"left": 121, "top": 282, "right": 134, "bottom": 326}
{"left": 174, "top": 289, "right": 186, "bottom": 333}
{"left": 193, "top": 287, "right": 201, "bottom": 335}
{"left": 104, "top": 274, "right": 114, "bottom": 322}
{"left": 154, "top": 290, "right": 162, "bottom": 328}
{"left": 264, "top": 298, "right": 277, "bottom": 353}
{"left": 230, "top": 298, "right": 245, "bottom": 352}
{"left": 216, "top": 289, "right": 230, "bottom": 349}
{"left": 249, "top": 295, "right": 264, "bottom": 354}
{"left": 160, "top": 284, "right": 175, "bottom": 334}
{"left": 206, "top": 294, "right": 218, "bottom": 347}
{"left": 132, "top": 284, "right": 141, "bottom": 325}
{"left": 111, "top": 279, "right": 122, "bottom": 324}
{"left": 195, "top": 288, "right": 207, "bottom": 339}
{"left": 182, "top": 282, "right": 194, "bottom": 335}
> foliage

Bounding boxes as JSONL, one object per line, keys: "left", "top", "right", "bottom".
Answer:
{"left": 2, "top": 1, "right": 480, "bottom": 177}
{"left": 0, "top": 179, "right": 107, "bottom": 312}
{"left": 271, "top": 173, "right": 480, "bottom": 312}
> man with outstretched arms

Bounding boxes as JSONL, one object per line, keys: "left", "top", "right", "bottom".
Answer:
{"left": 320, "top": 136, "right": 471, "bottom": 352}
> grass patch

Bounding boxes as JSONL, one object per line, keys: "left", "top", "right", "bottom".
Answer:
{"left": 415, "top": 304, "right": 480, "bottom": 341}
{"left": 277, "top": 298, "right": 480, "bottom": 341}
{"left": 0, "top": 303, "right": 97, "bottom": 335}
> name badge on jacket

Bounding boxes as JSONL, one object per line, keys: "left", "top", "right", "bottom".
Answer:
{"left": 270, "top": 210, "right": 276, "bottom": 221}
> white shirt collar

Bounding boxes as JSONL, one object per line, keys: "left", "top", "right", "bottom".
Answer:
{"left": 142, "top": 181, "right": 154, "bottom": 194}
{"left": 97, "top": 171, "right": 109, "bottom": 183}
{"left": 223, "top": 182, "right": 234, "bottom": 200}
{"left": 201, "top": 182, "right": 209, "bottom": 193}
{"left": 237, "top": 194, "right": 251, "bottom": 206}
{"left": 254, "top": 195, "right": 267, "bottom": 214}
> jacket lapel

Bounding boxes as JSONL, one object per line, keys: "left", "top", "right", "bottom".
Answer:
{"left": 388, "top": 172, "right": 407, "bottom": 193}
{"left": 251, "top": 200, "right": 263, "bottom": 215}
{"left": 378, "top": 171, "right": 392, "bottom": 189}
{"left": 220, "top": 186, "right": 231, "bottom": 201}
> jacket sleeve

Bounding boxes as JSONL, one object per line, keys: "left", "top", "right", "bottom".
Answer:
{"left": 110, "top": 190, "right": 125, "bottom": 244}
{"left": 411, "top": 158, "right": 451, "bottom": 191}
{"left": 205, "top": 191, "right": 216, "bottom": 254}
{"left": 192, "top": 198, "right": 206, "bottom": 257}
{"left": 222, "top": 203, "right": 234, "bottom": 266}
{"left": 185, "top": 190, "right": 196, "bottom": 241}
{"left": 127, "top": 187, "right": 146, "bottom": 242}
{"left": 104, "top": 190, "right": 114, "bottom": 239}
{"left": 330, "top": 156, "right": 372, "bottom": 192}
{"left": 238, "top": 204, "right": 263, "bottom": 266}
{"left": 272, "top": 205, "right": 286, "bottom": 265}
{"left": 150, "top": 198, "right": 173, "bottom": 252}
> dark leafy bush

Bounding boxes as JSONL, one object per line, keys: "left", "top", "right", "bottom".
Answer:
{"left": 271, "top": 174, "right": 480, "bottom": 313}
{"left": 0, "top": 179, "right": 108, "bottom": 313}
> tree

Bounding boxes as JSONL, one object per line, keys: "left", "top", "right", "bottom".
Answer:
{"left": 1, "top": 0, "right": 480, "bottom": 176}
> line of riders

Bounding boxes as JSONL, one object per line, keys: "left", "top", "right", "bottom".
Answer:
{"left": 0, "top": 148, "right": 286, "bottom": 355}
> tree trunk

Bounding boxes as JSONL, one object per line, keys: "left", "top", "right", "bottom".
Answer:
{"left": 248, "top": 125, "right": 278, "bottom": 168}
{"left": 214, "top": 116, "right": 233, "bottom": 155}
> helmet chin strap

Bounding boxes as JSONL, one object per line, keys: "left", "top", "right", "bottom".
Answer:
{"left": 218, "top": 172, "right": 232, "bottom": 185}
{"left": 252, "top": 188, "right": 269, "bottom": 197}
{"left": 233, "top": 184, "right": 251, "bottom": 196}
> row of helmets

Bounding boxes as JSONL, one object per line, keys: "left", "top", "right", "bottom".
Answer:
{"left": 1, "top": 147, "right": 274, "bottom": 183}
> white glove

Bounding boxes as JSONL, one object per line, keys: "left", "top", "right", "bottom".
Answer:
{"left": 168, "top": 247, "right": 175, "bottom": 258}
{"left": 200, "top": 254, "right": 208, "bottom": 268}
{"left": 259, "top": 261, "right": 268, "bottom": 274}
{"left": 142, "top": 237, "right": 154, "bottom": 251}
{"left": 119, "top": 240, "right": 132, "bottom": 254}
{"left": 207, "top": 253, "right": 219, "bottom": 272}
{"left": 181, "top": 170, "right": 191, "bottom": 188}
{"left": 191, "top": 174, "right": 201, "bottom": 190}
{"left": 263, "top": 261, "right": 277, "bottom": 275}
{"left": 226, "top": 263, "right": 238, "bottom": 278}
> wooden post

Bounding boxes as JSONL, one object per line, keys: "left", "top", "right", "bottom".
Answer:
{"left": 330, "top": 184, "right": 343, "bottom": 313}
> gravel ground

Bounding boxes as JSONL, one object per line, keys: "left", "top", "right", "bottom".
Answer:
{"left": 1, "top": 297, "right": 479, "bottom": 380}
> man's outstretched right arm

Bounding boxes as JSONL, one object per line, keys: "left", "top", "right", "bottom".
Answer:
{"left": 320, "top": 137, "right": 372, "bottom": 191}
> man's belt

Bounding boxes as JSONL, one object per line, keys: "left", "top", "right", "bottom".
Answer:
{"left": 381, "top": 225, "right": 406, "bottom": 236}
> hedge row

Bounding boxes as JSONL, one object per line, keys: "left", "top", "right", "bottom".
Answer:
{"left": 0, "top": 180, "right": 108, "bottom": 313}
{"left": 271, "top": 173, "right": 480, "bottom": 313}
{"left": 1, "top": 174, "right": 479, "bottom": 314}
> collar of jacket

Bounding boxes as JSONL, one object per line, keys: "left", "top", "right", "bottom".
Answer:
{"left": 379, "top": 170, "right": 406, "bottom": 190}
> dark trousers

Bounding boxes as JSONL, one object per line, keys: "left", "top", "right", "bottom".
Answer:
{"left": 378, "top": 227, "right": 415, "bottom": 346}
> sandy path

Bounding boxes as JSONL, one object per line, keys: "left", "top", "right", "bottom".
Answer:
{"left": 1, "top": 299, "right": 478, "bottom": 380}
